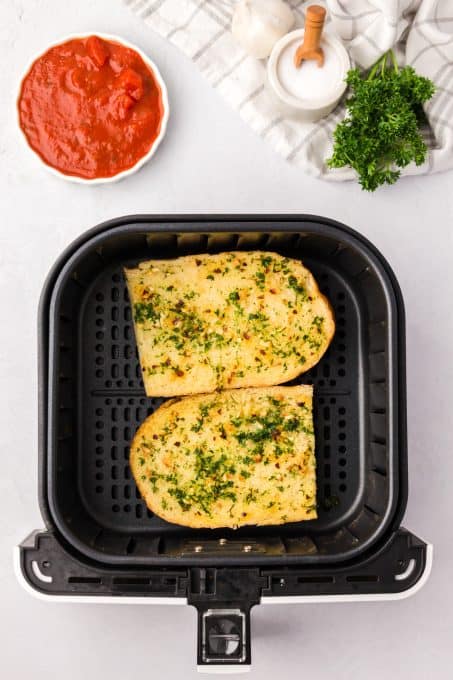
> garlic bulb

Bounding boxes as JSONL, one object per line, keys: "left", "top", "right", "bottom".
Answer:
{"left": 232, "top": 0, "right": 295, "bottom": 59}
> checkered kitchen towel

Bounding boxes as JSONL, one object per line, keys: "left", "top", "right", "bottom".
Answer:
{"left": 124, "top": 0, "right": 453, "bottom": 181}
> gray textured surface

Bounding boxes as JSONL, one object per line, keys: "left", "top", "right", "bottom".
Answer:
{"left": 1, "top": 1, "right": 452, "bottom": 678}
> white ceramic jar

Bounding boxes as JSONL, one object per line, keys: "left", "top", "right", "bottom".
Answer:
{"left": 267, "top": 29, "right": 350, "bottom": 122}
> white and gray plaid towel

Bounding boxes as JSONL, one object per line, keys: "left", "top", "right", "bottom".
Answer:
{"left": 124, "top": 0, "right": 453, "bottom": 181}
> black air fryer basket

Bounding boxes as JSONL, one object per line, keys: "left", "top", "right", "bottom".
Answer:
{"left": 17, "top": 216, "right": 431, "bottom": 670}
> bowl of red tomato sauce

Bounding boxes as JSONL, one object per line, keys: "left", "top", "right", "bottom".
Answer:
{"left": 17, "top": 34, "right": 169, "bottom": 183}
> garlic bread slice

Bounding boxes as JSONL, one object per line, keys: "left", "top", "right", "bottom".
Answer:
{"left": 130, "top": 385, "right": 316, "bottom": 528}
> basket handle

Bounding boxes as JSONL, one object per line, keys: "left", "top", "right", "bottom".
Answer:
{"left": 188, "top": 567, "right": 262, "bottom": 672}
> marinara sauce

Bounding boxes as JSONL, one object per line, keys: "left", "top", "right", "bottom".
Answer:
{"left": 18, "top": 36, "right": 165, "bottom": 179}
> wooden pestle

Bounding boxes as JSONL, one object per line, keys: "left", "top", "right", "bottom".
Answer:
{"left": 294, "top": 5, "right": 327, "bottom": 68}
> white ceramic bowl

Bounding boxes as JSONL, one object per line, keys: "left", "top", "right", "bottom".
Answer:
{"left": 267, "top": 30, "right": 349, "bottom": 122}
{"left": 16, "top": 33, "right": 170, "bottom": 184}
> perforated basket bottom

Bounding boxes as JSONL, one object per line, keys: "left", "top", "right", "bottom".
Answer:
{"left": 79, "top": 257, "right": 361, "bottom": 538}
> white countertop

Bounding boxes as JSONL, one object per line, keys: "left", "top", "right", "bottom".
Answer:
{"left": 1, "top": 1, "right": 453, "bottom": 678}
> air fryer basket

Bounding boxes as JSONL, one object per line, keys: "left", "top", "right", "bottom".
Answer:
{"left": 42, "top": 215, "right": 405, "bottom": 566}
{"left": 17, "top": 216, "right": 430, "bottom": 670}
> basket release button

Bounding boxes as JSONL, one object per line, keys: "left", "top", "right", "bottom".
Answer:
{"left": 202, "top": 609, "right": 246, "bottom": 662}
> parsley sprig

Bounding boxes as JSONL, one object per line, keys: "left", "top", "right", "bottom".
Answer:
{"left": 327, "top": 50, "right": 435, "bottom": 191}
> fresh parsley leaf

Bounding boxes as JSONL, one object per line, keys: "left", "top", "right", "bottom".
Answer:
{"left": 327, "top": 50, "right": 435, "bottom": 191}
